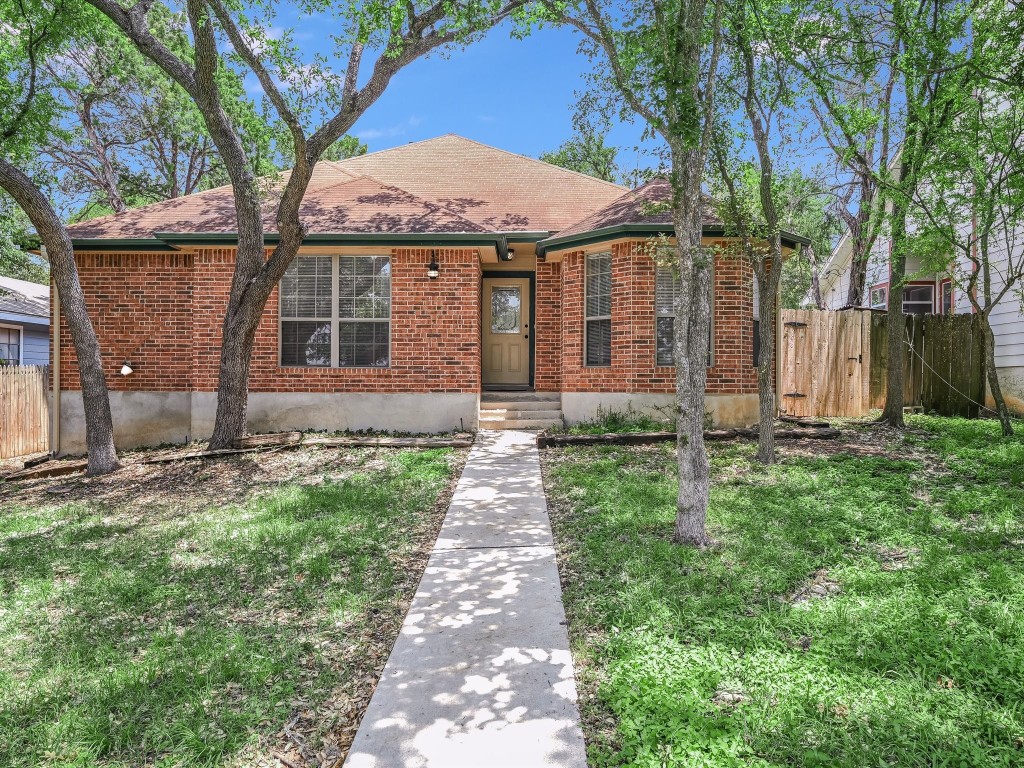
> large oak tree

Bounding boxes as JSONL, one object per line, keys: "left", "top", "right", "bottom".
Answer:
{"left": 86, "top": 0, "right": 533, "bottom": 449}
{"left": 546, "top": 0, "right": 724, "bottom": 546}
{"left": 1, "top": 0, "right": 119, "bottom": 474}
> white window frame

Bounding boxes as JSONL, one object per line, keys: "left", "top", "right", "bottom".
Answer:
{"left": 584, "top": 251, "right": 612, "bottom": 367}
{"left": 870, "top": 285, "right": 888, "bottom": 309}
{"left": 0, "top": 323, "right": 23, "bottom": 366}
{"left": 902, "top": 284, "right": 935, "bottom": 315}
{"left": 278, "top": 254, "right": 392, "bottom": 368}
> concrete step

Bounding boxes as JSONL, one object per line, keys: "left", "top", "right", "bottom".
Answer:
{"left": 480, "top": 400, "right": 561, "bottom": 411}
{"left": 477, "top": 417, "right": 563, "bottom": 431}
{"left": 480, "top": 391, "right": 561, "bottom": 404}
{"left": 480, "top": 408, "right": 563, "bottom": 421}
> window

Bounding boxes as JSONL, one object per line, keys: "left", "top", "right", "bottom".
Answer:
{"left": 940, "top": 280, "right": 953, "bottom": 315}
{"left": 902, "top": 284, "right": 934, "bottom": 315}
{"left": 870, "top": 285, "right": 887, "bottom": 309}
{"left": 280, "top": 255, "right": 391, "bottom": 367}
{"left": 655, "top": 264, "right": 678, "bottom": 366}
{"left": 585, "top": 252, "right": 612, "bottom": 366}
{"left": 490, "top": 287, "right": 522, "bottom": 333}
{"left": 0, "top": 326, "right": 21, "bottom": 365}
{"left": 654, "top": 261, "right": 714, "bottom": 367}
{"left": 338, "top": 255, "right": 391, "bottom": 367}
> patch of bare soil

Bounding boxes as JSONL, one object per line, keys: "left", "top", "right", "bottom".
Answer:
{"left": 3, "top": 442, "right": 408, "bottom": 512}
{"left": 784, "top": 568, "right": 842, "bottom": 604}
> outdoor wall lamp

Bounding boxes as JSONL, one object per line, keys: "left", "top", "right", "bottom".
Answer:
{"left": 120, "top": 361, "right": 134, "bottom": 376}
{"left": 427, "top": 250, "right": 440, "bottom": 280}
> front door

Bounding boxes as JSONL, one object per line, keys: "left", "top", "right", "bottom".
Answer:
{"left": 482, "top": 277, "right": 531, "bottom": 387}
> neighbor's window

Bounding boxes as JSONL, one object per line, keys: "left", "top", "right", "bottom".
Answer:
{"left": 870, "top": 285, "right": 887, "bottom": 309}
{"left": 585, "top": 252, "right": 612, "bottom": 366}
{"left": 654, "top": 261, "right": 714, "bottom": 367}
{"left": 941, "top": 280, "right": 953, "bottom": 315}
{"left": 279, "top": 255, "right": 391, "bottom": 367}
{"left": 902, "top": 284, "right": 934, "bottom": 315}
{"left": 0, "top": 326, "right": 22, "bottom": 365}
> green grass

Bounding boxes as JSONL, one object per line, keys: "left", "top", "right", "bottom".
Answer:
{"left": 0, "top": 448, "right": 456, "bottom": 767}
{"left": 542, "top": 416, "right": 1024, "bottom": 767}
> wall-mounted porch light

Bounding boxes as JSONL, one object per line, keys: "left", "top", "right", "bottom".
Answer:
{"left": 427, "top": 250, "right": 440, "bottom": 280}
{"left": 120, "top": 361, "right": 134, "bottom": 376}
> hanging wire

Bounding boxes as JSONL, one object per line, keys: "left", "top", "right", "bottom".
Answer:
{"left": 902, "top": 324, "right": 1023, "bottom": 424}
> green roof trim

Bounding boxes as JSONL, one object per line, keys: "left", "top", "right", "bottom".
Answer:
{"left": 538, "top": 223, "right": 811, "bottom": 255}
{"left": 70, "top": 238, "right": 181, "bottom": 252}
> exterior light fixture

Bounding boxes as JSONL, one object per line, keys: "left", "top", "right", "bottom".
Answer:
{"left": 120, "top": 361, "right": 134, "bottom": 376}
{"left": 427, "top": 251, "right": 440, "bottom": 280}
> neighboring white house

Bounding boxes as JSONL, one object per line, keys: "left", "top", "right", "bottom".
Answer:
{"left": 0, "top": 275, "right": 49, "bottom": 366}
{"left": 813, "top": 221, "right": 1024, "bottom": 414}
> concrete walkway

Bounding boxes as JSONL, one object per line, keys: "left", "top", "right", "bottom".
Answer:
{"left": 344, "top": 430, "right": 587, "bottom": 768}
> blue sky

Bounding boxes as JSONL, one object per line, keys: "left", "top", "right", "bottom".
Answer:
{"left": 251, "top": 9, "right": 661, "bottom": 174}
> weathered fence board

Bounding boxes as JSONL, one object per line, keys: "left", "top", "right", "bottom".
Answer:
{"left": 0, "top": 365, "right": 50, "bottom": 459}
{"left": 782, "top": 310, "right": 984, "bottom": 419}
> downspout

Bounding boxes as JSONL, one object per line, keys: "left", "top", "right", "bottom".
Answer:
{"left": 47, "top": 246, "right": 61, "bottom": 457}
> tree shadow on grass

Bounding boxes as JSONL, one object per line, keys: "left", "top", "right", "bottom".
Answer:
{"left": 544, "top": 438, "right": 1024, "bottom": 767}
{"left": 0, "top": 460, "right": 450, "bottom": 768}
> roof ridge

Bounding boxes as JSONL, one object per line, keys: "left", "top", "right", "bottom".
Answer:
{"left": 329, "top": 134, "right": 462, "bottom": 165}
{"left": 448, "top": 135, "right": 630, "bottom": 192}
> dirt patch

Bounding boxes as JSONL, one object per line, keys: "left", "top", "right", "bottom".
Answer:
{"left": 2, "top": 442, "right": 444, "bottom": 514}
{"left": 785, "top": 568, "right": 841, "bottom": 604}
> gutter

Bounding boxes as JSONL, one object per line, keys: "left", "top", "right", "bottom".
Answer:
{"left": 69, "top": 230, "right": 552, "bottom": 253}
{"left": 536, "top": 223, "right": 811, "bottom": 256}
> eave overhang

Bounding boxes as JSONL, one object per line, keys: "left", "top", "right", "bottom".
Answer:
{"left": 537, "top": 224, "right": 812, "bottom": 256}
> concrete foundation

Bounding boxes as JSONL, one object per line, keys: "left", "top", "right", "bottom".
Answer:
{"left": 57, "top": 390, "right": 480, "bottom": 455}
{"left": 989, "top": 366, "right": 1024, "bottom": 416}
{"left": 560, "top": 391, "right": 761, "bottom": 428}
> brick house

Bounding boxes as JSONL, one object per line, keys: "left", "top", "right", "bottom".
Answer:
{"left": 53, "top": 135, "right": 807, "bottom": 452}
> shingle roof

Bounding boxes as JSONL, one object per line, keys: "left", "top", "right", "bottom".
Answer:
{"left": 66, "top": 135, "right": 628, "bottom": 241}
{"left": 332, "top": 135, "right": 627, "bottom": 232}
{"left": 0, "top": 276, "right": 49, "bottom": 319}
{"left": 542, "top": 178, "right": 808, "bottom": 251}
{"left": 548, "top": 178, "right": 721, "bottom": 242}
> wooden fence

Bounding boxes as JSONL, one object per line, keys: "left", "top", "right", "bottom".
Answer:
{"left": 780, "top": 309, "right": 985, "bottom": 419}
{"left": 0, "top": 365, "right": 50, "bottom": 459}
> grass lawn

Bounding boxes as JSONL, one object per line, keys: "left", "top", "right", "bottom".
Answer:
{"left": 541, "top": 416, "right": 1024, "bottom": 768}
{"left": 0, "top": 445, "right": 465, "bottom": 767}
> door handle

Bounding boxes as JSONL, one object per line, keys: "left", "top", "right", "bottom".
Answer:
{"left": 524, "top": 334, "right": 529, "bottom": 340}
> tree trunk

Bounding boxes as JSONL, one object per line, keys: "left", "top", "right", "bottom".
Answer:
{"left": 846, "top": 237, "right": 870, "bottom": 307}
{"left": 755, "top": 252, "right": 782, "bottom": 463}
{"left": 879, "top": 202, "right": 908, "bottom": 427}
{"left": 669, "top": 143, "right": 711, "bottom": 548}
{"left": 980, "top": 315, "right": 1013, "bottom": 435}
{"left": 0, "top": 159, "right": 120, "bottom": 475}
{"left": 807, "top": 243, "right": 824, "bottom": 309}
{"left": 207, "top": 303, "right": 264, "bottom": 449}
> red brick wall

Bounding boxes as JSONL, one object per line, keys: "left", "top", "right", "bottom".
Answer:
{"left": 560, "top": 240, "right": 761, "bottom": 395}
{"left": 60, "top": 241, "right": 762, "bottom": 399}
{"left": 57, "top": 252, "right": 194, "bottom": 391}
{"left": 534, "top": 261, "right": 562, "bottom": 391}
{"left": 201, "top": 247, "right": 480, "bottom": 394}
